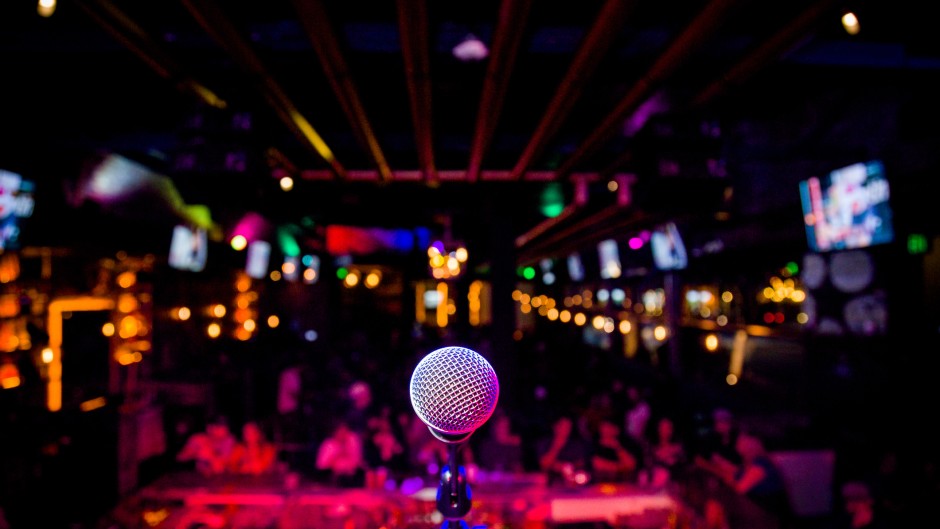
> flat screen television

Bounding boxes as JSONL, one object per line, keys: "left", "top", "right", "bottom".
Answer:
{"left": 168, "top": 224, "right": 208, "bottom": 272}
{"left": 799, "top": 160, "right": 894, "bottom": 252}
{"left": 598, "top": 239, "right": 622, "bottom": 279}
{"left": 246, "top": 240, "right": 271, "bottom": 279}
{"left": 650, "top": 221, "right": 688, "bottom": 270}
{"left": 0, "top": 169, "right": 35, "bottom": 250}
{"left": 566, "top": 252, "right": 585, "bottom": 282}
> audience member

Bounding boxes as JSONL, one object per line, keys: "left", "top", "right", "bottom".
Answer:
{"left": 363, "top": 408, "right": 408, "bottom": 486}
{"left": 536, "top": 414, "right": 591, "bottom": 485}
{"left": 315, "top": 419, "right": 365, "bottom": 487}
{"left": 403, "top": 412, "right": 446, "bottom": 474}
{"left": 693, "top": 408, "right": 741, "bottom": 468}
{"left": 343, "top": 380, "right": 376, "bottom": 434}
{"left": 176, "top": 416, "right": 237, "bottom": 476}
{"left": 837, "top": 481, "right": 887, "bottom": 529}
{"left": 590, "top": 418, "right": 639, "bottom": 483}
{"left": 624, "top": 385, "right": 652, "bottom": 444}
{"left": 648, "top": 415, "right": 688, "bottom": 478}
{"left": 229, "top": 421, "right": 278, "bottom": 476}
{"left": 702, "top": 497, "right": 731, "bottom": 529}
{"left": 696, "top": 430, "right": 789, "bottom": 518}
{"left": 476, "top": 412, "right": 524, "bottom": 473}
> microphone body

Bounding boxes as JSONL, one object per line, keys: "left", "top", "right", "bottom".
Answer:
{"left": 410, "top": 346, "right": 499, "bottom": 523}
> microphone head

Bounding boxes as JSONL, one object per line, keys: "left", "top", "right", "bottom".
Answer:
{"left": 410, "top": 346, "right": 499, "bottom": 444}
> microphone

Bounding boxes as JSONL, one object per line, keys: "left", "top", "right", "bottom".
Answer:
{"left": 410, "top": 346, "right": 499, "bottom": 524}
{"left": 410, "top": 346, "right": 500, "bottom": 444}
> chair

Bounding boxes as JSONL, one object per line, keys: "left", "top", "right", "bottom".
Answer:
{"left": 768, "top": 449, "right": 836, "bottom": 519}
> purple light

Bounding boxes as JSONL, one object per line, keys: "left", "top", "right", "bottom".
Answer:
{"left": 628, "top": 237, "right": 644, "bottom": 250}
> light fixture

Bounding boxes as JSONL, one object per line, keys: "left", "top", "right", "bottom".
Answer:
{"left": 453, "top": 34, "right": 488, "bottom": 61}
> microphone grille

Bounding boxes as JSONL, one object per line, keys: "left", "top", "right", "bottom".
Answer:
{"left": 410, "top": 346, "right": 499, "bottom": 437}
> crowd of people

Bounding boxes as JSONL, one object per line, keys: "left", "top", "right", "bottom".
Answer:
{"left": 163, "top": 328, "right": 938, "bottom": 529}
{"left": 175, "top": 417, "right": 278, "bottom": 477}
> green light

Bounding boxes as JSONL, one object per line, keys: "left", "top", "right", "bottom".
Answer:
{"left": 539, "top": 182, "right": 565, "bottom": 218}
{"left": 522, "top": 266, "right": 536, "bottom": 280}
{"left": 277, "top": 224, "right": 303, "bottom": 257}
{"left": 785, "top": 261, "right": 799, "bottom": 276}
{"left": 908, "top": 233, "right": 928, "bottom": 254}
{"left": 336, "top": 267, "right": 348, "bottom": 280}
{"left": 277, "top": 231, "right": 300, "bottom": 257}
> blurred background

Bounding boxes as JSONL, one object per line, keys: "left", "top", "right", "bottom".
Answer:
{"left": 1, "top": 0, "right": 939, "bottom": 528}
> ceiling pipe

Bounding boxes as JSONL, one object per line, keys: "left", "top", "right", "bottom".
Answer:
{"left": 595, "top": 0, "right": 843, "bottom": 179}
{"left": 466, "top": 0, "right": 534, "bottom": 182}
{"left": 690, "top": 0, "right": 845, "bottom": 107}
{"left": 396, "top": 0, "right": 437, "bottom": 184}
{"left": 73, "top": 0, "right": 226, "bottom": 109}
{"left": 510, "top": 0, "right": 639, "bottom": 180}
{"left": 555, "top": 0, "right": 744, "bottom": 178}
{"left": 291, "top": 0, "right": 393, "bottom": 182}
{"left": 180, "top": 0, "right": 347, "bottom": 179}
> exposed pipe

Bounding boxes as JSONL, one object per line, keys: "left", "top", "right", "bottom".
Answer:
{"left": 291, "top": 0, "right": 393, "bottom": 182}
{"left": 181, "top": 0, "right": 347, "bottom": 179}
{"left": 555, "top": 0, "right": 744, "bottom": 178}
{"left": 510, "top": 0, "right": 639, "bottom": 180}
{"left": 397, "top": 0, "right": 437, "bottom": 184}
{"left": 466, "top": 0, "right": 534, "bottom": 182}
{"left": 74, "top": 0, "right": 227, "bottom": 109}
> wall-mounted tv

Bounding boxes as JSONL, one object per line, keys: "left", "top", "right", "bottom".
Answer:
{"left": 566, "top": 252, "right": 585, "bottom": 282}
{"left": 0, "top": 169, "right": 35, "bottom": 250}
{"left": 245, "top": 240, "right": 271, "bottom": 279}
{"left": 650, "top": 221, "right": 688, "bottom": 270}
{"left": 598, "top": 239, "right": 622, "bottom": 279}
{"left": 168, "top": 224, "right": 208, "bottom": 272}
{"left": 799, "top": 160, "right": 894, "bottom": 252}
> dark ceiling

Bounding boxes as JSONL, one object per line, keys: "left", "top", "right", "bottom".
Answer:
{"left": 3, "top": 0, "right": 939, "bottom": 265}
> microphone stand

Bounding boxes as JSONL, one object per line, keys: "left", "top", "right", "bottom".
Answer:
{"left": 437, "top": 442, "right": 472, "bottom": 529}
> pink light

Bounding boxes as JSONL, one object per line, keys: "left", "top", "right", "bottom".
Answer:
{"left": 628, "top": 237, "right": 644, "bottom": 250}
{"left": 231, "top": 212, "right": 272, "bottom": 242}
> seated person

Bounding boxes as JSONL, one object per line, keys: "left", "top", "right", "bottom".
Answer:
{"left": 590, "top": 418, "right": 640, "bottom": 483}
{"left": 693, "top": 408, "right": 741, "bottom": 469}
{"left": 536, "top": 414, "right": 591, "bottom": 485}
{"left": 363, "top": 410, "right": 408, "bottom": 484}
{"left": 476, "top": 412, "right": 523, "bottom": 473}
{"left": 176, "top": 416, "right": 237, "bottom": 476}
{"left": 229, "top": 421, "right": 278, "bottom": 475}
{"left": 315, "top": 419, "right": 365, "bottom": 487}
{"left": 648, "top": 415, "right": 688, "bottom": 479}
{"left": 838, "top": 481, "right": 887, "bottom": 529}
{"left": 696, "top": 430, "right": 788, "bottom": 517}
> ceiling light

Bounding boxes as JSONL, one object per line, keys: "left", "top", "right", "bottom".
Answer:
{"left": 453, "top": 34, "right": 488, "bottom": 61}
